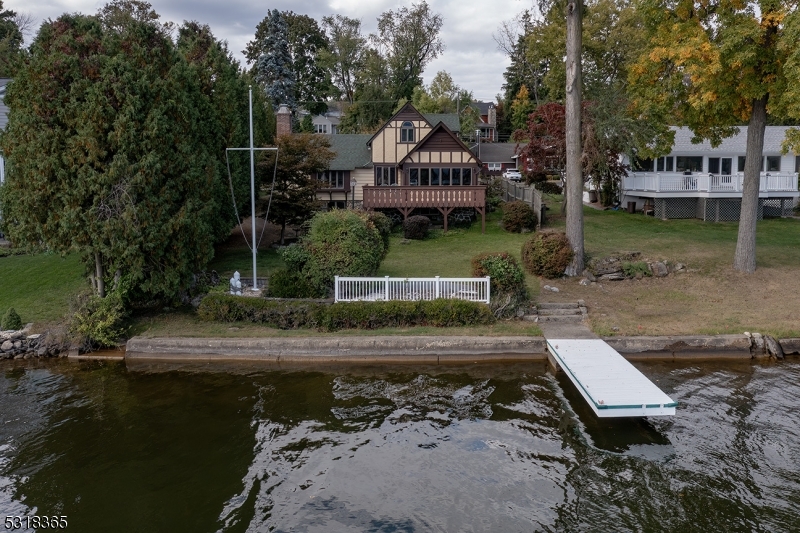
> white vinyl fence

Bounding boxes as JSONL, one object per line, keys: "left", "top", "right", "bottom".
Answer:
{"left": 334, "top": 276, "right": 491, "bottom": 304}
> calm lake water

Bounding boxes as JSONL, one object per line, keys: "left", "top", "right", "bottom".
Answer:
{"left": 1, "top": 358, "right": 799, "bottom": 532}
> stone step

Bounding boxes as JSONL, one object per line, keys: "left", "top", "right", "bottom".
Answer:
{"left": 537, "top": 315, "right": 584, "bottom": 323}
{"left": 538, "top": 308, "right": 582, "bottom": 316}
{"left": 538, "top": 302, "right": 580, "bottom": 309}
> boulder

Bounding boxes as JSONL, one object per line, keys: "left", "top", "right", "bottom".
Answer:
{"left": 0, "top": 340, "right": 13, "bottom": 352}
{"left": 765, "top": 336, "right": 784, "bottom": 359}
{"left": 599, "top": 272, "right": 625, "bottom": 281}
{"left": 779, "top": 338, "right": 800, "bottom": 355}
{"left": 650, "top": 261, "right": 669, "bottom": 278}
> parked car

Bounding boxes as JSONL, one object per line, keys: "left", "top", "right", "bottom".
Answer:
{"left": 503, "top": 169, "right": 522, "bottom": 181}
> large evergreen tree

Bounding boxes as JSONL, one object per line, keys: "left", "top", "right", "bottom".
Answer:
{"left": 0, "top": 9, "right": 220, "bottom": 300}
{"left": 0, "top": 0, "right": 23, "bottom": 77}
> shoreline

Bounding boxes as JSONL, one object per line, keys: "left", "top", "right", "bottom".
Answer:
{"left": 122, "top": 334, "right": 800, "bottom": 364}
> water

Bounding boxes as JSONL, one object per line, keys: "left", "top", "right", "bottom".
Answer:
{"left": 1, "top": 358, "right": 799, "bottom": 532}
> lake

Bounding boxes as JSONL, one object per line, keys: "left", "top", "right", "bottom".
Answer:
{"left": 1, "top": 358, "right": 798, "bottom": 532}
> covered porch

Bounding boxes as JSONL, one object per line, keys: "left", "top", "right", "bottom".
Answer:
{"left": 623, "top": 172, "right": 799, "bottom": 195}
{"left": 362, "top": 185, "right": 487, "bottom": 232}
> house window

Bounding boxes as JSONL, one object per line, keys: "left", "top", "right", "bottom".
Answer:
{"left": 314, "top": 124, "right": 328, "bottom": 134}
{"left": 766, "top": 156, "right": 781, "bottom": 172}
{"left": 400, "top": 121, "right": 415, "bottom": 143}
{"left": 656, "top": 156, "right": 674, "bottom": 172}
{"left": 452, "top": 168, "right": 461, "bottom": 186}
{"left": 408, "top": 167, "right": 474, "bottom": 186}
{"left": 375, "top": 166, "right": 397, "bottom": 186}
{"left": 634, "top": 157, "right": 653, "bottom": 171}
{"left": 409, "top": 168, "right": 419, "bottom": 186}
{"left": 487, "top": 163, "right": 502, "bottom": 171}
{"left": 738, "top": 156, "right": 746, "bottom": 172}
{"left": 676, "top": 156, "right": 702, "bottom": 173}
{"left": 462, "top": 168, "right": 472, "bottom": 185}
{"left": 318, "top": 170, "right": 345, "bottom": 189}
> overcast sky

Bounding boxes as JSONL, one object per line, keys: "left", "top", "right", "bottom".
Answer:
{"left": 7, "top": 0, "right": 539, "bottom": 103}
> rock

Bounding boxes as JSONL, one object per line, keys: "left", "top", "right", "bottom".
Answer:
{"left": 37, "top": 347, "right": 48, "bottom": 357}
{"left": 650, "top": 261, "right": 669, "bottom": 278}
{"left": 13, "top": 341, "right": 22, "bottom": 350}
{"left": 635, "top": 272, "right": 644, "bottom": 280}
{"left": 516, "top": 307, "right": 526, "bottom": 318}
{"left": 0, "top": 340, "right": 13, "bottom": 352}
{"left": 579, "top": 278, "right": 591, "bottom": 286}
{"left": 10, "top": 331, "right": 23, "bottom": 340}
{"left": 599, "top": 272, "right": 625, "bottom": 281}
{"left": 13, "top": 354, "right": 24, "bottom": 360}
{"left": 582, "top": 269, "right": 596, "bottom": 282}
{"left": 674, "top": 263, "right": 686, "bottom": 271}
{"left": 765, "top": 336, "right": 785, "bottom": 359}
{"left": 23, "top": 354, "right": 31, "bottom": 360}
{"left": 612, "top": 326, "right": 620, "bottom": 331}
{"left": 27, "top": 334, "right": 41, "bottom": 340}
{"left": 751, "top": 333, "right": 765, "bottom": 355}
{"left": 779, "top": 338, "right": 800, "bottom": 355}
{"left": 190, "top": 296, "right": 203, "bottom": 309}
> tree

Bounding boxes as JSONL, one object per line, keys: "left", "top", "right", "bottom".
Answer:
{"left": 247, "top": 11, "right": 331, "bottom": 114}
{"left": 254, "top": 10, "right": 296, "bottom": 111}
{"left": 0, "top": 0, "right": 24, "bottom": 76}
{"left": 0, "top": 8, "right": 220, "bottom": 301}
{"left": 260, "top": 133, "right": 334, "bottom": 244}
{"left": 565, "top": 0, "right": 584, "bottom": 276}
{"left": 177, "top": 21, "right": 275, "bottom": 244}
{"left": 629, "top": 0, "right": 800, "bottom": 273}
{"left": 320, "top": 14, "right": 366, "bottom": 104}
{"left": 510, "top": 86, "right": 537, "bottom": 133}
{"left": 371, "top": 1, "right": 444, "bottom": 101}
{"left": 338, "top": 48, "right": 394, "bottom": 133}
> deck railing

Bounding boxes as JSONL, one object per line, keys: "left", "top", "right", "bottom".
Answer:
{"left": 624, "top": 172, "right": 799, "bottom": 193}
{"left": 362, "top": 186, "right": 486, "bottom": 210}
{"left": 334, "top": 276, "right": 491, "bottom": 304}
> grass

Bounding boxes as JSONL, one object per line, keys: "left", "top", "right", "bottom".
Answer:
{"left": 0, "top": 253, "right": 86, "bottom": 323}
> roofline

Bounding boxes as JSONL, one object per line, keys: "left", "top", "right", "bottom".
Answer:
{"left": 398, "top": 121, "right": 483, "bottom": 167}
{"left": 367, "top": 102, "right": 431, "bottom": 147}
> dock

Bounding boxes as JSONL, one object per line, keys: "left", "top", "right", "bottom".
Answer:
{"left": 547, "top": 338, "right": 677, "bottom": 418}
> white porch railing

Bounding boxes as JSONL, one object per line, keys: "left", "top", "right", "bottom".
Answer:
{"left": 334, "top": 276, "right": 491, "bottom": 304}
{"left": 624, "top": 172, "right": 799, "bottom": 193}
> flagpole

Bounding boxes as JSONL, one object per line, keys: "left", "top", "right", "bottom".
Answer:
{"left": 249, "top": 86, "right": 258, "bottom": 292}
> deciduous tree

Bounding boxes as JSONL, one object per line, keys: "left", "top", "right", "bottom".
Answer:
{"left": 320, "top": 14, "right": 366, "bottom": 105}
{"left": 629, "top": 0, "right": 800, "bottom": 273}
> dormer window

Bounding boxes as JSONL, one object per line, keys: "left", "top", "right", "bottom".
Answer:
{"left": 400, "top": 121, "right": 415, "bottom": 143}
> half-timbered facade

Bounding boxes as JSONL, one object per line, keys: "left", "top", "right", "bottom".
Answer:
{"left": 317, "top": 103, "right": 486, "bottom": 231}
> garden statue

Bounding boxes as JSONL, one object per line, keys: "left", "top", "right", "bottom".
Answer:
{"left": 229, "top": 271, "right": 242, "bottom": 296}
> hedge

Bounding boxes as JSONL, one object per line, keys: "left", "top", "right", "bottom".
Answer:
{"left": 197, "top": 293, "right": 495, "bottom": 332}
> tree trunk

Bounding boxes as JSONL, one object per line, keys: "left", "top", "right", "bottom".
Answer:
{"left": 733, "top": 96, "right": 768, "bottom": 273}
{"left": 564, "top": 0, "right": 584, "bottom": 276}
{"left": 280, "top": 221, "right": 286, "bottom": 246}
{"left": 95, "top": 252, "right": 105, "bottom": 298}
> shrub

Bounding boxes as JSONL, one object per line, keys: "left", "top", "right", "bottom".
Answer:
{"left": 485, "top": 176, "right": 503, "bottom": 211}
{"left": 1, "top": 307, "right": 22, "bottom": 330}
{"left": 622, "top": 261, "right": 652, "bottom": 278}
{"left": 197, "top": 293, "right": 495, "bottom": 331}
{"left": 502, "top": 201, "right": 537, "bottom": 233}
{"left": 471, "top": 252, "right": 528, "bottom": 317}
{"left": 361, "top": 210, "right": 392, "bottom": 258}
{"left": 403, "top": 215, "right": 430, "bottom": 240}
{"left": 521, "top": 232, "right": 573, "bottom": 278}
{"left": 69, "top": 291, "right": 126, "bottom": 348}
{"left": 536, "top": 181, "right": 563, "bottom": 194}
{"left": 268, "top": 268, "right": 317, "bottom": 298}
{"left": 280, "top": 243, "right": 312, "bottom": 271}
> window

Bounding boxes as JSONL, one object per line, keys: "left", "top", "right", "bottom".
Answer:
{"left": 656, "top": 156, "right": 674, "bottom": 172}
{"left": 634, "top": 157, "right": 653, "bottom": 171}
{"left": 420, "top": 168, "right": 430, "bottom": 186}
{"left": 676, "top": 156, "right": 703, "bottom": 173}
{"left": 452, "top": 168, "right": 461, "bottom": 186}
{"left": 766, "top": 156, "right": 781, "bottom": 172}
{"left": 407, "top": 167, "right": 474, "bottom": 186}
{"left": 430, "top": 168, "right": 440, "bottom": 186}
{"left": 487, "top": 163, "right": 502, "bottom": 171}
{"left": 317, "top": 170, "right": 345, "bottom": 189}
{"left": 375, "top": 166, "right": 397, "bottom": 186}
{"left": 441, "top": 168, "right": 450, "bottom": 186}
{"left": 400, "top": 121, "right": 415, "bottom": 143}
{"left": 409, "top": 168, "right": 419, "bottom": 186}
{"left": 314, "top": 123, "right": 328, "bottom": 134}
{"left": 738, "top": 156, "right": 746, "bottom": 172}
{"left": 462, "top": 168, "right": 472, "bottom": 185}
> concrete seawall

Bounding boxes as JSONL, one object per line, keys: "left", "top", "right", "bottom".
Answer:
{"left": 123, "top": 334, "right": 792, "bottom": 364}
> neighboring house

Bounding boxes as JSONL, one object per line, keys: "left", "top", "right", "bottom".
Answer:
{"left": 622, "top": 126, "right": 800, "bottom": 221}
{"left": 476, "top": 143, "right": 519, "bottom": 175}
{"left": 473, "top": 101, "right": 497, "bottom": 142}
{"left": 0, "top": 78, "right": 9, "bottom": 185}
{"left": 282, "top": 102, "right": 486, "bottom": 231}
{"left": 312, "top": 112, "right": 340, "bottom": 135}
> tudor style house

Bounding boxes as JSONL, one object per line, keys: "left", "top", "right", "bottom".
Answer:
{"left": 622, "top": 126, "right": 800, "bottom": 221}
{"left": 299, "top": 103, "right": 486, "bottom": 232}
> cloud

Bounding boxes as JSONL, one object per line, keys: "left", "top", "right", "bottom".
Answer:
{"left": 6, "top": 0, "right": 524, "bottom": 101}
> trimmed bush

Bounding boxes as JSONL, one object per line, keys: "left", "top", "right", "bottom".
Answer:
{"left": 1, "top": 307, "right": 22, "bottom": 330}
{"left": 502, "top": 201, "right": 537, "bottom": 233}
{"left": 69, "top": 292, "right": 126, "bottom": 348}
{"left": 521, "top": 231, "right": 573, "bottom": 278}
{"left": 362, "top": 210, "right": 392, "bottom": 257}
{"left": 268, "top": 268, "right": 317, "bottom": 298}
{"left": 403, "top": 215, "right": 430, "bottom": 239}
{"left": 197, "top": 293, "right": 495, "bottom": 331}
{"left": 280, "top": 243, "right": 312, "bottom": 271}
{"left": 471, "top": 252, "right": 528, "bottom": 317}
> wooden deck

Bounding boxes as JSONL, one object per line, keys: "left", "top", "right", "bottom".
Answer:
{"left": 362, "top": 186, "right": 486, "bottom": 232}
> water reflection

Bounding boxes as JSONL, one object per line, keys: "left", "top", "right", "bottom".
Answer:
{"left": 0, "top": 359, "right": 798, "bottom": 532}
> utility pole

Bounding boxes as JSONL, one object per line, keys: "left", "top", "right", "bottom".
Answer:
{"left": 565, "top": 0, "right": 585, "bottom": 276}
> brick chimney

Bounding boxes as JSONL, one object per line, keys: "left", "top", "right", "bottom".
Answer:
{"left": 276, "top": 104, "right": 292, "bottom": 137}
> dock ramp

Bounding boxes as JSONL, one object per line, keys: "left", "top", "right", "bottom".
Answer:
{"left": 547, "top": 339, "right": 677, "bottom": 418}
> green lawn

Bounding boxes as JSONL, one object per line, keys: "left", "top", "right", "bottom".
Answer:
{"left": 0, "top": 253, "right": 86, "bottom": 323}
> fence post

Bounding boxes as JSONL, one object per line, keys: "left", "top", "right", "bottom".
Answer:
{"left": 485, "top": 276, "right": 491, "bottom": 303}
{"left": 335, "top": 276, "right": 340, "bottom": 302}
{"left": 435, "top": 276, "right": 440, "bottom": 299}
{"left": 385, "top": 276, "right": 390, "bottom": 301}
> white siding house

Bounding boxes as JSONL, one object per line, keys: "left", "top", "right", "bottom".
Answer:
{"left": 622, "top": 126, "right": 799, "bottom": 221}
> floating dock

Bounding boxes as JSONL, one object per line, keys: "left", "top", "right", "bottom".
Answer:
{"left": 547, "top": 339, "right": 677, "bottom": 418}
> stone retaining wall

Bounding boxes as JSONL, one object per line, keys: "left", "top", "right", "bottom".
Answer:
{"left": 0, "top": 327, "right": 44, "bottom": 360}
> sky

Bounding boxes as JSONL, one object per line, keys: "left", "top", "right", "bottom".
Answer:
{"left": 6, "top": 0, "right": 539, "bottom": 103}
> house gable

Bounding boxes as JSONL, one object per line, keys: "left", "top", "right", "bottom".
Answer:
{"left": 368, "top": 102, "right": 432, "bottom": 165}
{"left": 399, "top": 122, "right": 482, "bottom": 167}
